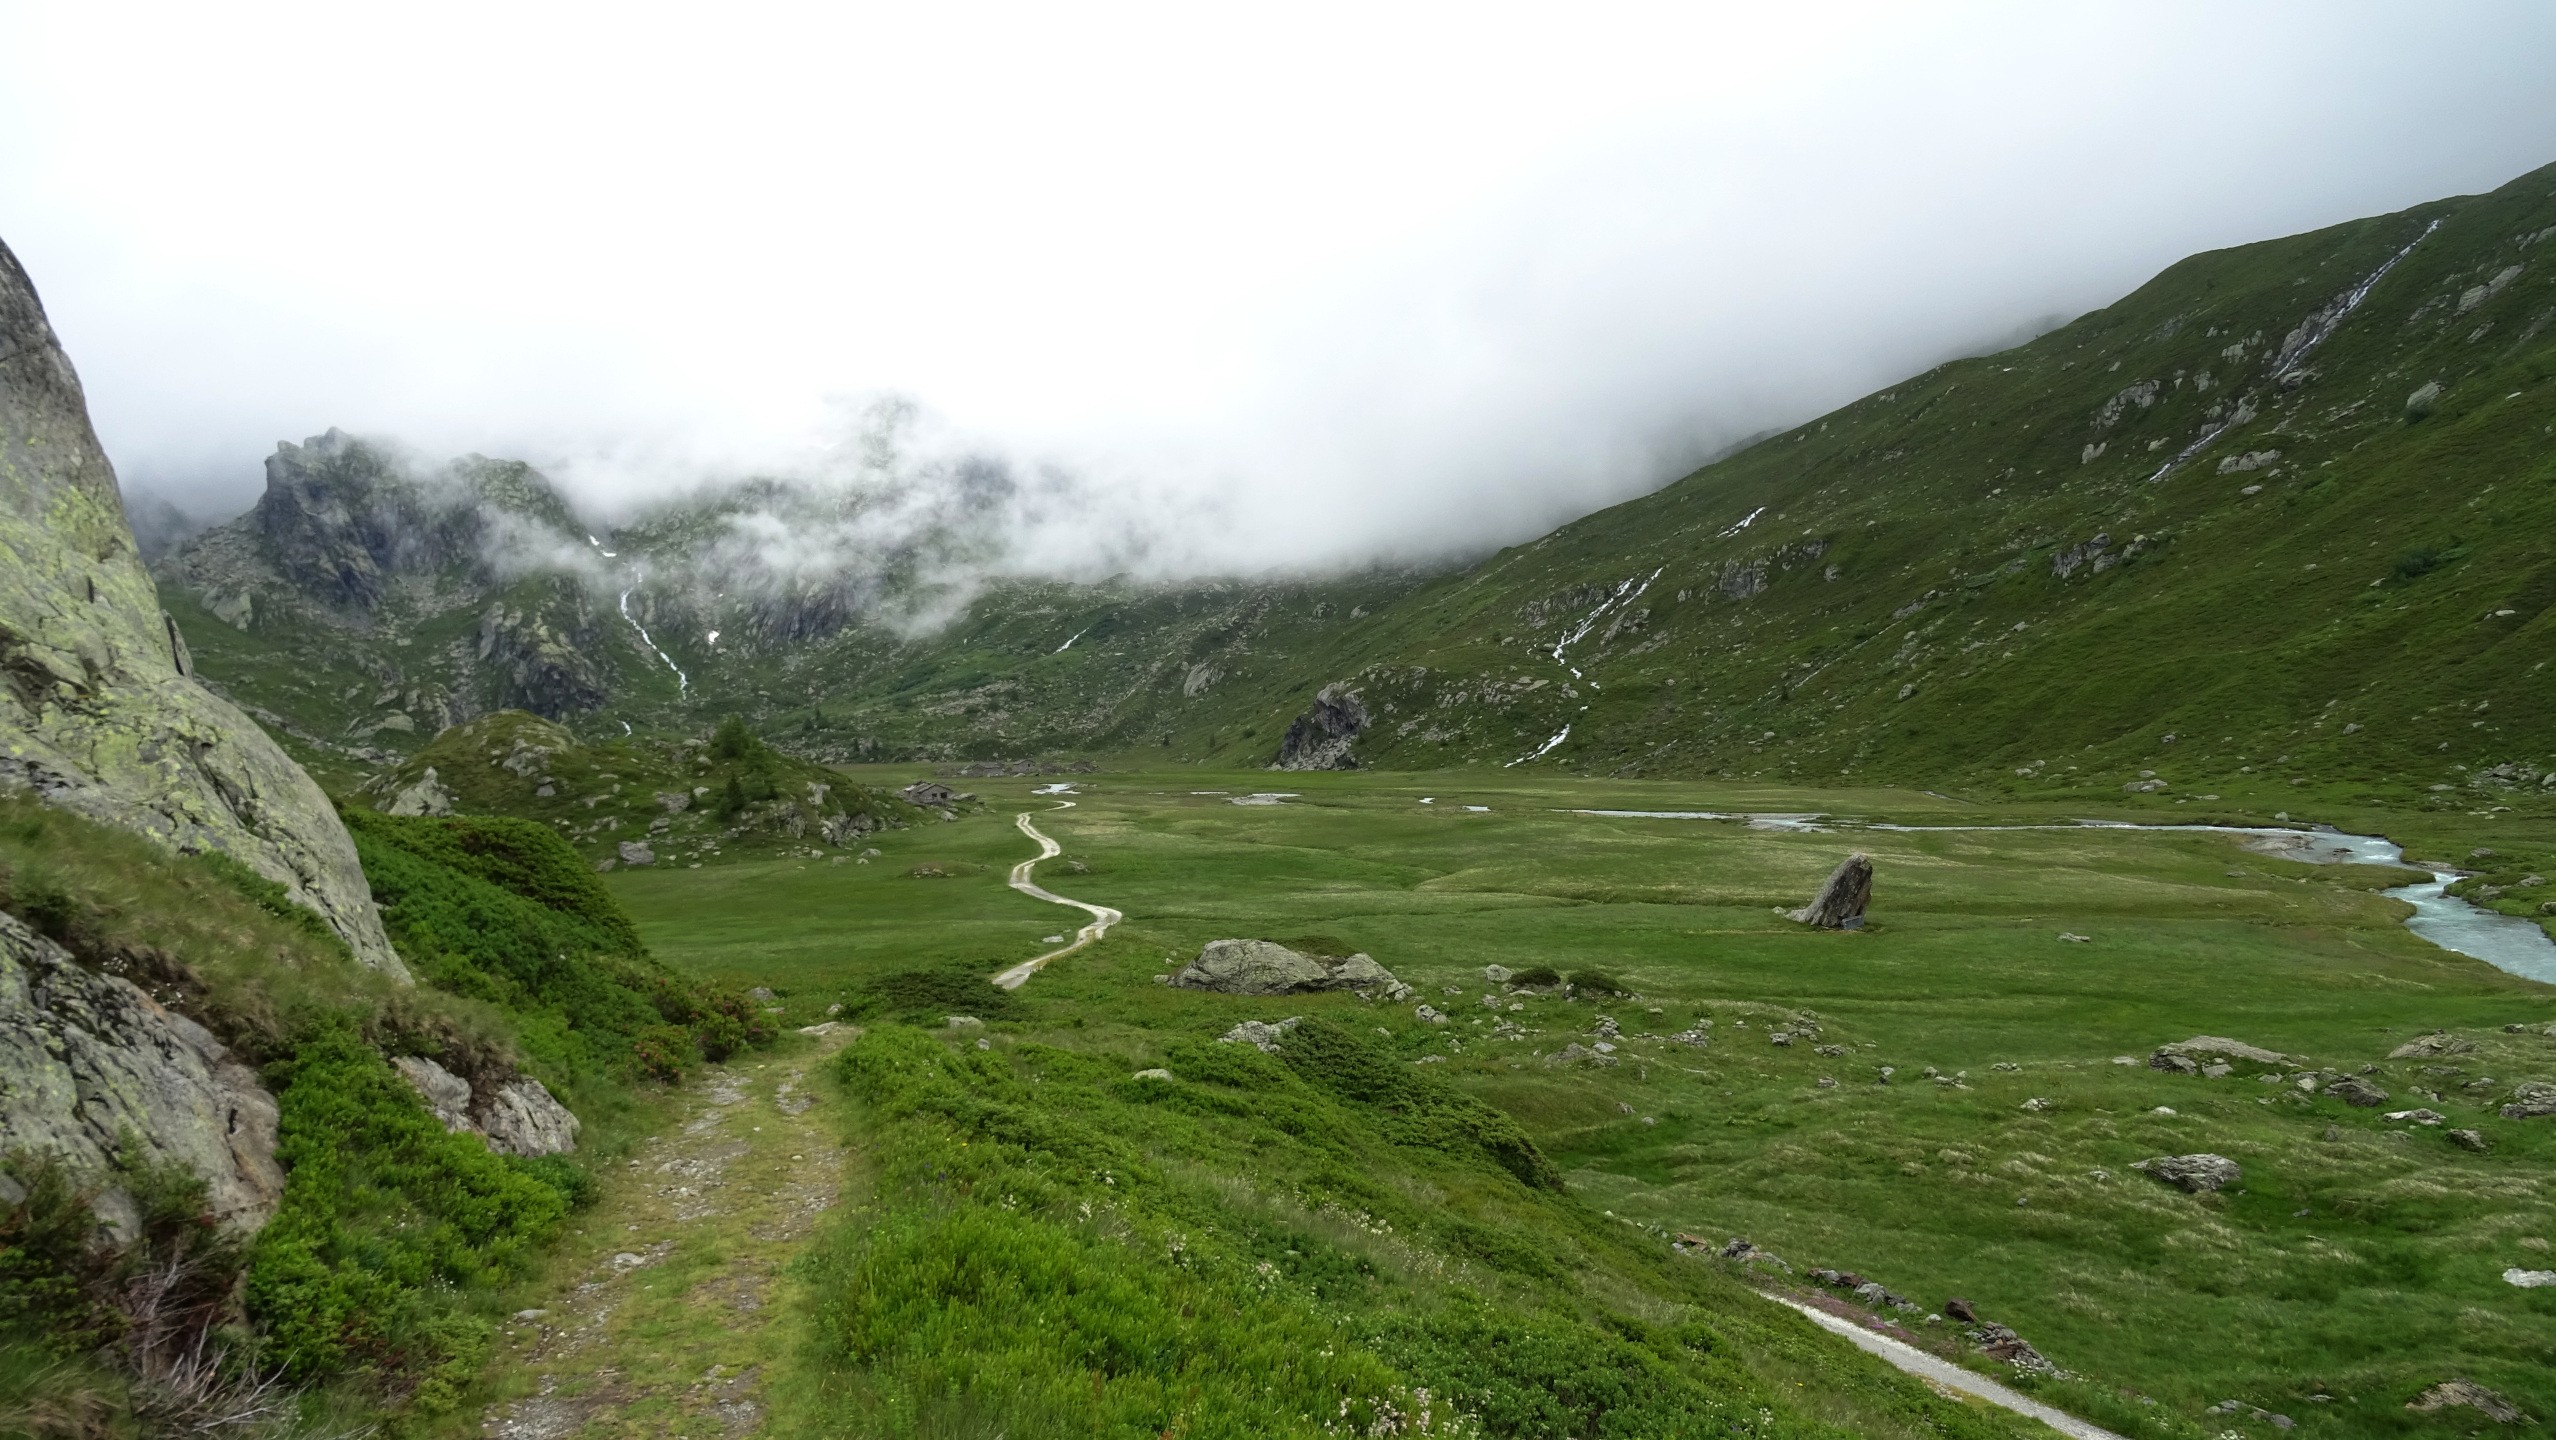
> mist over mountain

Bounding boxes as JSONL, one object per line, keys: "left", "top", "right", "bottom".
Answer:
{"left": 11, "top": 7, "right": 2556, "bottom": 579}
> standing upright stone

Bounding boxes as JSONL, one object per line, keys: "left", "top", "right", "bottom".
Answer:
{"left": 1788, "top": 854, "right": 1874, "bottom": 929}
{"left": 0, "top": 235, "right": 403, "bottom": 978}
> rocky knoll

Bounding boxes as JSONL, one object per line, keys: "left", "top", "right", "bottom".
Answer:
{"left": 0, "top": 237, "right": 402, "bottom": 977}
{"left": 1169, "top": 939, "right": 1414, "bottom": 999}
{"left": 1271, "top": 683, "right": 1367, "bottom": 770}
{"left": 0, "top": 911, "right": 285, "bottom": 1234}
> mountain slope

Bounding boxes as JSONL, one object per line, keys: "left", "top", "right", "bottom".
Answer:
{"left": 151, "top": 161, "right": 2556, "bottom": 809}
{"left": 1214, "top": 161, "right": 2556, "bottom": 805}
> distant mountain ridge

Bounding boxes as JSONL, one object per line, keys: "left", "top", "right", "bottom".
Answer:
{"left": 153, "top": 161, "right": 2556, "bottom": 808}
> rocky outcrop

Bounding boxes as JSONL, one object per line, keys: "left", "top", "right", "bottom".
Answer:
{"left": 1271, "top": 684, "right": 1367, "bottom": 771}
{"left": 390, "top": 1053, "right": 580, "bottom": 1157}
{"left": 384, "top": 765, "right": 457, "bottom": 817}
{"left": 475, "top": 584, "right": 610, "bottom": 718}
{"left": 1171, "top": 940, "right": 1412, "bottom": 1000}
{"left": 0, "top": 911, "right": 284, "bottom": 1234}
{"left": 1788, "top": 854, "right": 1872, "bottom": 929}
{"left": 0, "top": 236, "right": 404, "bottom": 978}
{"left": 2501, "top": 1080, "right": 2556, "bottom": 1120}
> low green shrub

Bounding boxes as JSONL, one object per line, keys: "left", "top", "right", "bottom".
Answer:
{"left": 1567, "top": 969, "right": 1630, "bottom": 996}
{"left": 245, "top": 1027, "right": 575, "bottom": 1392}
{"left": 345, "top": 808, "right": 766, "bottom": 1079}
{"left": 1509, "top": 966, "right": 1562, "bottom": 989}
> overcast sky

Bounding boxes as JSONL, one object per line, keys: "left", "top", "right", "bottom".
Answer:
{"left": 5, "top": 2, "right": 2554, "bottom": 574}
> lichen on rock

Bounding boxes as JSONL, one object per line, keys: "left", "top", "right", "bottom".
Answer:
{"left": 0, "top": 235, "right": 404, "bottom": 978}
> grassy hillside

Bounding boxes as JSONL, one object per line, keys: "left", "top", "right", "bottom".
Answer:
{"left": 1153, "top": 163, "right": 2556, "bottom": 806}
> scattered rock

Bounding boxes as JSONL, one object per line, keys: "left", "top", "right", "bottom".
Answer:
{"left": 2020, "top": 1097, "right": 2054, "bottom": 1113}
{"left": 2382, "top": 1108, "right": 2446, "bottom": 1126}
{"left": 745, "top": 986, "right": 776, "bottom": 1003}
{"left": 2500, "top": 1081, "right": 2556, "bottom": 1120}
{"left": 945, "top": 1015, "right": 984, "bottom": 1030}
{"left": 1414, "top": 1004, "right": 1449, "bottom": 1025}
{"left": 2503, "top": 1267, "right": 2556, "bottom": 1289}
{"left": 1481, "top": 964, "right": 1512, "bottom": 984}
{"left": 2137, "top": 1153, "right": 2241, "bottom": 1194}
{"left": 1944, "top": 1297, "right": 1979, "bottom": 1323}
{"left": 1131, "top": 1068, "right": 1173, "bottom": 1082}
{"left": 1787, "top": 853, "right": 1873, "bottom": 929}
{"left": 2407, "top": 1379, "right": 2529, "bottom": 1424}
{"left": 1216, "top": 1017, "right": 1302, "bottom": 1053}
{"left": 2327, "top": 1076, "right": 2390, "bottom": 1108}
{"left": 2057, "top": 932, "right": 2091, "bottom": 944}
{"left": 2449, "top": 1128, "right": 2490, "bottom": 1151}
{"left": 617, "top": 840, "right": 656, "bottom": 867}
{"left": 1543, "top": 1042, "right": 1619, "bottom": 1069}
{"left": 1974, "top": 1322, "right": 2064, "bottom": 1378}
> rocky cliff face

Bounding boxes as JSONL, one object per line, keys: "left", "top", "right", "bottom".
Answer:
{"left": 0, "top": 235, "right": 404, "bottom": 977}
{"left": 0, "top": 912, "right": 285, "bottom": 1233}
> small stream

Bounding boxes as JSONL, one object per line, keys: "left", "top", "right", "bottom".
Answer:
{"left": 1567, "top": 811, "right": 2556, "bottom": 985}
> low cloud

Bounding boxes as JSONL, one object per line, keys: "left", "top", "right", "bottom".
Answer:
{"left": 17, "top": 6, "right": 2556, "bottom": 598}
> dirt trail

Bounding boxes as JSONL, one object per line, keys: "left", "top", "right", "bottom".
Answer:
{"left": 991, "top": 804, "right": 1122, "bottom": 990}
{"left": 475, "top": 1031, "right": 854, "bottom": 1439}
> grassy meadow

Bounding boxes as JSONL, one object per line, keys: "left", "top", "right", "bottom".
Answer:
{"left": 601, "top": 768, "right": 2556, "bottom": 1438}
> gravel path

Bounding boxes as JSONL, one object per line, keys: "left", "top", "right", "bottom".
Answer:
{"left": 476, "top": 1032, "right": 855, "bottom": 1439}
{"left": 991, "top": 804, "right": 1122, "bottom": 990}
{"left": 1763, "top": 1295, "right": 2129, "bottom": 1440}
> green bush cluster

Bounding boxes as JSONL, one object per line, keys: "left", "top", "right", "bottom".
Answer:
{"left": 345, "top": 808, "right": 768, "bottom": 1080}
{"left": 1268, "top": 1019, "right": 1562, "bottom": 1190}
{"left": 244, "top": 1028, "right": 576, "bottom": 1404}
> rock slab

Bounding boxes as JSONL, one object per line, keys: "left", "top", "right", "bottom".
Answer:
{"left": 1171, "top": 940, "right": 1412, "bottom": 999}
{"left": 0, "top": 237, "right": 403, "bottom": 978}
{"left": 1787, "top": 854, "right": 1872, "bottom": 929}
{"left": 0, "top": 911, "right": 283, "bottom": 1233}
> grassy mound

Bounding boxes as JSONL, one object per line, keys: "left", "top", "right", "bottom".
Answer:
{"left": 364, "top": 710, "right": 919, "bottom": 868}
{"left": 788, "top": 1018, "right": 2031, "bottom": 1439}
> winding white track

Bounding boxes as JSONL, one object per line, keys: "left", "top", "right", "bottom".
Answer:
{"left": 990, "top": 804, "right": 1123, "bottom": 990}
{"left": 1763, "top": 1296, "right": 2128, "bottom": 1440}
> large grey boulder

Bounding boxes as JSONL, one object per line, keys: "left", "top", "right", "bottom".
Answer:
{"left": 1171, "top": 940, "right": 1411, "bottom": 999}
{"left": 0, "top": 911, "right": 283, "bottom": 1234}
{"left": 1788, "top": 854, "right": 1873, "bottom": 929}
{"left": 2150, "top": 1036, "right": 2291, "bottom": 1072}
{"left": 1174, "top": 940, "right": 1329, "bottom": 995}
{"left": 0, "top": 237, "right": 403, "bottom": 979}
